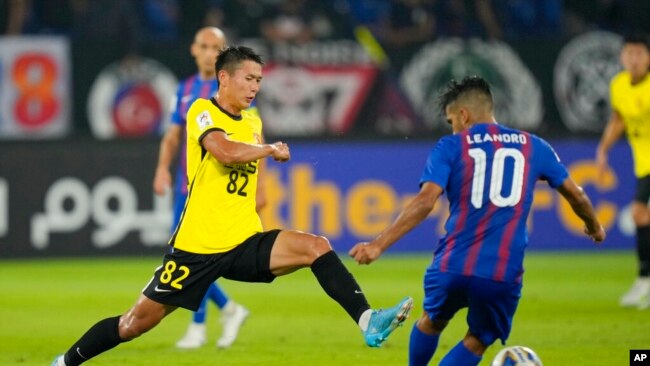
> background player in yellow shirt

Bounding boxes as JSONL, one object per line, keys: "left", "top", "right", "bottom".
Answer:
{"left": 51, "top": 46, "right": 413, "bottom": 366}
{"left": 597, "top": 33, "right": 650, "bottom": 308}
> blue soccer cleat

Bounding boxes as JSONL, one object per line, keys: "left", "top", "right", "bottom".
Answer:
{"left": 364, "top": 296, "right": 414, "bottom": 347}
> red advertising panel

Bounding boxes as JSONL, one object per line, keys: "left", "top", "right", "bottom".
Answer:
{"left": 257, "top": 63, "right": 378, "bottom": 136}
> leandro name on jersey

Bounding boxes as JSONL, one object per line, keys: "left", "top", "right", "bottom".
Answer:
{"left": 466, "top": 132, "right": 528, "bottom": 145}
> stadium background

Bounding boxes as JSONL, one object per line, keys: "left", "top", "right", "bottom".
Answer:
{"left": 2, "top": 2, "right": 650, "bottom": 366}
{"left": 0, "top": 0, "right": 646, "bottom": 258}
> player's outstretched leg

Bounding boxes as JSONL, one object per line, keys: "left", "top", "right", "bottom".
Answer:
{"left": 362, "top": 296, "right": 414, "bottom": 347}
{"left": 51, "top": 316, "right": 124, "bottom": 366}
{"left": 271, "top": 230, "right": 413, "bottom": 347}
{"left": 52, "top": 296, "right": 175, "bottom": 365}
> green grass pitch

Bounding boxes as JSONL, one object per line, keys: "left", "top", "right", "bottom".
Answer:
{"left": 1, "top": 251, "right": 648, "bottom": 365}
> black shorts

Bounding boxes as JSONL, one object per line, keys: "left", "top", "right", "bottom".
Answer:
{"left": 635, "top": 175, "right": 650, "bottom": 204}
{"left": 143, "top": 230, "right": 281, "bottom": 311}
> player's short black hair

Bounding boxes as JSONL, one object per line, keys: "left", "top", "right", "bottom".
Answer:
{"left": 437, "top": 75, "right": 493, "bottom": 115}
{"left": 623, "top": 33, "right": 650, "bottom": 51}
{"left": 215, "top": 46, "right": 264, "bottom": 75}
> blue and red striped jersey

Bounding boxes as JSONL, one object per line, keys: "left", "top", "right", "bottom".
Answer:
{"left": 170, "top": 74, "right": 219, "bottom": 195}
{"left": 420, "top": 123, "right": 568, "bottom": 283}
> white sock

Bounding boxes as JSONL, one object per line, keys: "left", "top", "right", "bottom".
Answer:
{"left": 221, "top": 300, "right": 237, "bottom": 315}
{"left": 358, "top": 309, "right": 373, "bottom": 332}
{"left": 56, "top": 356, "right": 67, "bottom": 366}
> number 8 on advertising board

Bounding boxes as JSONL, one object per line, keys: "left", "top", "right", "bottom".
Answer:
{"left": 0, "top": 37, "right": 69, "bottom": 139}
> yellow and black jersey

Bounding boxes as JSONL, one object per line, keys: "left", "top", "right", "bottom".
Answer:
{"left": 610, "top": 71, "right": 650, "bottom": 177}
{"left": 172, "top": 97, "right": 264, "bottom": 254}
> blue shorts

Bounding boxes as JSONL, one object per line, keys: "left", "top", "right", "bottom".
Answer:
{"left": 423, "top": 269, "right": 522, "bottom": 346}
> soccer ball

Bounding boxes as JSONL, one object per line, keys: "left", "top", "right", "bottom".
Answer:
{"left": 491, "top": 345, "right": 543, "bottom": 366}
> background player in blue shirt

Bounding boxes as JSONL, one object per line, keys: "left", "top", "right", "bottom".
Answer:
{"left": 350, "top": 76, "right": 605, "bottom": 366}
{"left": 153, "top": 27, "right": 253, "bottom": 349}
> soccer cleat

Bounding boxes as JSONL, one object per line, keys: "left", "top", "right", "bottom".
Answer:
{"left": 175, "top": 323, "right": 207, "bottom": 349}
{"left": 364, "top": 296, "right": 414, "bottom": 347}
{"left": 619, "top": 277, "right": 650, "bottom": 307}
{"left": 638, "top": 286, "right": 650, "bottom": 310}
{"left": 217, "top": 304, "right": 249, "bottom": 348}
{"left": 50, "top": 355, "right": 64, "bottom": 366}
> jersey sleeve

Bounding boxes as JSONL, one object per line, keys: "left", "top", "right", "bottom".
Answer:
{"left": 186, "top": 99, "right": 225, "bottom": 145}
{"left": 419, "top": 137, "right": 454, "bottom": 190}
{"left": 536, "top": 137, "right": 569, "bottom": 188}
{"left": 170, "top": 83, "right": 184, "bottom": 126}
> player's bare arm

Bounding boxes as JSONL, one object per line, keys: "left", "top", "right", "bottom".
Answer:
{"left": 350, "top": 182, "right": 443, "bottom": 265}
{"left": 201, "top": 130, "right": 289, "bottom": 165}
{"left": 596, "top": 110, "right": 625, "bottom": 182}
{"left": 556, "top": 178, "right": 606, "bottom": 243}
{"left": 153, "top": 124, "right": 183, "bottom": 195}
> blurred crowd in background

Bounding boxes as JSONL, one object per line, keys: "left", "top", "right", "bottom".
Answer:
{"left": 0, "top": 1, "right": 646, "bottom": 258}
{"left": 2, "top": 0, "right": 649, "bottom": 50}
{"left": 0, "top": 0, "right": 648, "bottom": 140}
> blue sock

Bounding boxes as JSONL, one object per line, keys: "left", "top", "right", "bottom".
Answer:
{"left": 408, "top": 324, "right": 439, "bottom": 366}
{"left": 192, "top": 293, "right": 209, "bottom": 323}
{"left": 207, "top": 282, "right": 229, "bottom": 309}
{"left": 439, "top": 341, "right": 482, "bottom": 366}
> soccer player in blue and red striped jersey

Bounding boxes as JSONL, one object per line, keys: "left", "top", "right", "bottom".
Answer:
{"left": 153, "top": 27, "right": 255, "bottom": 350}
{"left": 350, "top": 76, "right": 606, "bottom": 366}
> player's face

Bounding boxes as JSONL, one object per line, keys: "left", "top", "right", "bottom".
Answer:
{"left": 222, "top": 60, "right": 263, "bottom": 111}
{"left": 445, "top": 104, "right": 468, "bottom": 134}
{"left": 191, "top": 31, "right": 226, "bottom": 77}
{"left": 621, "top": 43, "right": 650, "bottom": 79}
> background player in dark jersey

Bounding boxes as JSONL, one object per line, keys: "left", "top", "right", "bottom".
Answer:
{"left": 350, "top": 76, "right": 605, "bottom": 366}
{"left": 597, "top": 33, "right": 650, "bottom": 309}
{"left": 51, "top": 46, "right": 413, "bottom": 366}
{"left": 153, "top": 26, "right": 251, "bottom": 349}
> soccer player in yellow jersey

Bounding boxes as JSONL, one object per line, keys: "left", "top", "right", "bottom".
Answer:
{"left": 51, "top": 46, "right": 413, "bottom": 366}
{"left": 597, "top": 34, "right": 650, "bottom": 308}
{"left": 153, "top": 26, "right": 252, "bottom": 350}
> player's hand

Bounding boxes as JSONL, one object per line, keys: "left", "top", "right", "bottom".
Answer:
{"left": 349, "top": 242, "right": 383, "bottom": 265}
{"left": 270, "top": 142, "right": 290, "bottom": 162}
{"left": 584, "top": 224, "right": 606, "bottom": 243}
{"left": 153, "top": 167, "right": 172, "bottom": 196}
